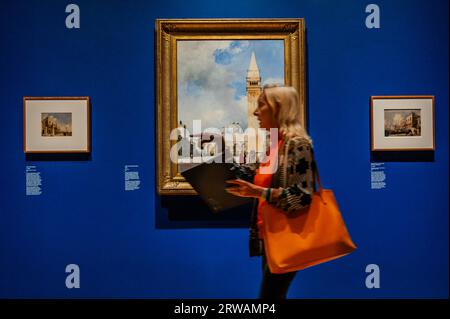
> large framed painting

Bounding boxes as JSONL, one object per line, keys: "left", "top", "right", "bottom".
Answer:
{"left": 370, "top": 95, "right": 435, "bottom": 151}
{"left": 23, "top": 97, "right": 91, "bottom": 153}
{"left": 156, "top": 19, "right": 306, "bottom": 195}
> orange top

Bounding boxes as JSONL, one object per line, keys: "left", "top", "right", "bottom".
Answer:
{"left": 253, "top": 137, "right": 283, "bottom": 238}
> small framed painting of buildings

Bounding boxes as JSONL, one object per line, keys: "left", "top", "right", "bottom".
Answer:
{"left": 156, "top": 18, "right": 306, "bottom": 195}
{"left": 370, "top": 96, "right": 435, "bottom": 151}
{"left": 23, "top": 97, "right": 91, "bottom": 153}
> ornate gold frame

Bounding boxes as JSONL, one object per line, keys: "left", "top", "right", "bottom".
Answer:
{"left": 156, "top": 18, "right": 306, "bottom": 195}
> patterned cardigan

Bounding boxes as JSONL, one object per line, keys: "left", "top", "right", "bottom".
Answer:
{"left": 232, "top": 136, "right": 316, "bottom": 257}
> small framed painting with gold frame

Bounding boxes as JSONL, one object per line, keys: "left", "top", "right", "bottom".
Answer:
{"left": 23, "top": 96, "right": 91, "bottom": 153}
{"left": 370, "top": 95, "right": 435, "bottom": 151}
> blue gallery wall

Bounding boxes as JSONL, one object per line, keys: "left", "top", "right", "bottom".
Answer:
{"left": 0, "top": 0, "right": 448, "bottom": 298}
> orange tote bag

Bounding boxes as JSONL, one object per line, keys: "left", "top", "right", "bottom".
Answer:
{"left": 261, "top": 141, "right": 357, "bottom": 274}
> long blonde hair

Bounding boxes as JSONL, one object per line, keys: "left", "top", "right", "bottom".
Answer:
{"left": 262, "top": 84, "right": 312, "bottom": 144}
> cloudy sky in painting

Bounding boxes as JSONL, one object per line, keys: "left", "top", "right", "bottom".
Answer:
{"left": 41, "top": 113, "right": 72, "bottom": 126}
{"left": 384, "top": 109, "right": 421, "bottom": 127}
{"left": 177, "top": 40, "right": 284, "bottom": 132}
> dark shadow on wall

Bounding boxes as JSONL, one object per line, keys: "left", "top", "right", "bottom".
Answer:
{"left": 370, "top": 151, "right": 434, "bottom": 162}
{"left": 155, "top": 195, "right": 253, "bottom": 229}
{"left": 25, "top": 153, "right": 91, "bottom": 161}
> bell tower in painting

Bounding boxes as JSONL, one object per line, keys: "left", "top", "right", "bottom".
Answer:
{"left": 246, "top": 51, "right": 262, "bottom": 130}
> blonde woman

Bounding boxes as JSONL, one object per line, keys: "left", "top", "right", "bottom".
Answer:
{"left": 226, "top": 85, "right": 315, "bottom": 299}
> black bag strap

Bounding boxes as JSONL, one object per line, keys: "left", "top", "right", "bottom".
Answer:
{"left": 250, "top": 198, "right": 258, "bottom": 225}
{"left": 310, "top": 147, "right": 323, "bottom": 192}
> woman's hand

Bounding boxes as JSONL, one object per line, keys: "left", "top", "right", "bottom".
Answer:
{"left": 225, "top": 179, "right": 264, "bottom": 198}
